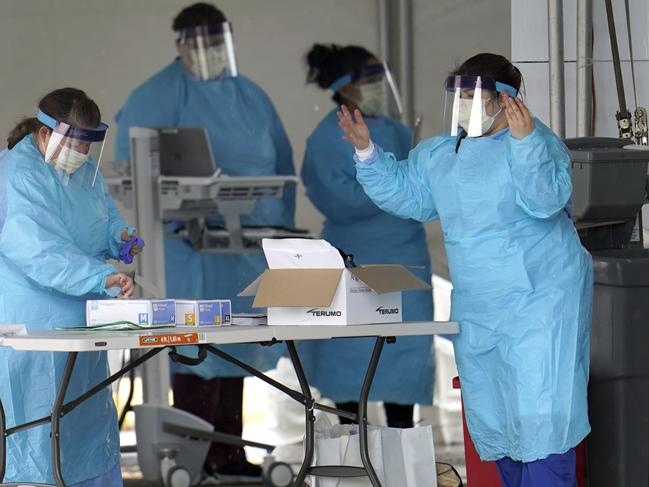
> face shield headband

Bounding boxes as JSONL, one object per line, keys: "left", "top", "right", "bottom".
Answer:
{"left": 176, "top": 22, "right": 238, "bottom": 78}
{"left": 445, "top": 75, "right": 518, "bottom": 137}
{"left": 37, "top": 109, "right": 109, "bottom": 186}
{"left": 329, "top": 61, "right": 404, "bottom": 115}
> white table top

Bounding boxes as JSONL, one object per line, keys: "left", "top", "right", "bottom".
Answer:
{"left": 0, "top": 321, "right": 458, "bottom": 352}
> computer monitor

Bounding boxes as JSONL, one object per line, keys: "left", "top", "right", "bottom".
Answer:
{"left": 157, "top": 127, "right": 217, "bottom": 177}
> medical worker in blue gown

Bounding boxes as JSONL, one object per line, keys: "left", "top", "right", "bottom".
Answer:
{"left": 0, "top": 88, "right": 142, "bottom": 486}
{"left": 298, "top": 44, "right": 434, "bottom": 427}
{"left": 115, "top": 3, "right": 294, "bottom": 478}
{"left": 338, "top": 53, "right": 593, "bottom": 487}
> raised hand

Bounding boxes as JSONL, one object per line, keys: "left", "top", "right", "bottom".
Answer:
{"left": 502, "top": 93, "right": 535, "bottom": 140}
{"left": 337, "top": 104, "right": 370, "bottom": 150}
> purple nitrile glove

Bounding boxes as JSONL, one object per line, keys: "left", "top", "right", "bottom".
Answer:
{"left": 118, "top": 236, "right": 144, "bottom": 264}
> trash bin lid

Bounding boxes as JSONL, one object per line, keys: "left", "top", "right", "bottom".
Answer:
{"left": 565, "top": 137, "right": 649, "bottom": 164}
{"left": 592, "top": 249, "right": 649, "bottom": 286}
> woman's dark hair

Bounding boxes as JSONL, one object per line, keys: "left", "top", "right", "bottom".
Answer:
{"left": 306, "top": 43, "right": 376, "bottom": 104}
{"left": 173, "top": 2, "right": 227, "bottom": 31}
{"left": 452, "top": 53, "right": 523, "bottom": 94}
{"left": 7, "top": 88, "right": 101, "bottom": 150}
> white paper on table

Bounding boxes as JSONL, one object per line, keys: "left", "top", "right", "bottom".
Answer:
{"left": 232, "top": 313, "right": 268, "bottom": 326}
{"left": 0, "top": 324, "right": 27, "bottom": 344}
{"left": 262, "top": 238, "right": 344, "bottom": 269}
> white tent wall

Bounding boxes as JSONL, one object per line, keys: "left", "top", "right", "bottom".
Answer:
{"left": 0, "top": 0, "right": 380, "bottom": 234}
{"left": 0, "top": 0, "right": 510, "bottom": 238}
{"left": 413, "top": 0, "right": 511, "bottom": 280}
{"left": 512, "top": 0, "right": 649, "bottom": 139}
{"left": 413, "top": 0, "right": 511, "bottom": 139}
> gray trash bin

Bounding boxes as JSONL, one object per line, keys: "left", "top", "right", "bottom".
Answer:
{"left": 588, "top": 248, "right": 649, "bottom": 487}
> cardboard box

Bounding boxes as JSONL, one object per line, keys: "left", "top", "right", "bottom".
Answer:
{"left": 86, "top": 299, "right": 176, "bottom": 327}
{"left": 239, "top": 239, "right": 431, "bottom": 326}
{"left": 175, "top": 300, "right": 232, "bottom": 327}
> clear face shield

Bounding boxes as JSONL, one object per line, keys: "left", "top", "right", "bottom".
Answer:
{"left": 177, "top": 22, "right": 238, "bottom": 80}
{"left": 330, "top": 61, "right": 403, "bottom": 118}
{"left": 37, "top": 110, "right": 108, "bottom": 187}
{"left": 443, "top": 75, "right": 518, "bottom": 137}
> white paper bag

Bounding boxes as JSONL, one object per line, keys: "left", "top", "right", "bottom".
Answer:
{"left": 313, "top": 425, "right": 384, "bottom": 487}
{"left": 393, "top": 427, "right": 438, "bottom": 487}
{"left": 312, "top": 420, "right": 437, "bottom": 487}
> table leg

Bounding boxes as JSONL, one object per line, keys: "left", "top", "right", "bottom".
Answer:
{"left": 0, "top": 347, "right": 162, "bottom": 486}
{"left": 203, "top": 345, "right": 306, "bottom": 405}
{"left": 285, "top": 341, "right": 315, "bottom": 487}
{"left": 0, "top": 397, "right": 5, "bottom": 482}
{"left": 51, "top": 352, "right": 78, "bottom": 487}
{"left": 359, "top": 337, "right": 386, "bottom": 487}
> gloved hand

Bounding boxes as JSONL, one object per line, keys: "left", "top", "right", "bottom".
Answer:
{"left": 105, "top": 273, "right": 134, "bottom": 298}
{"left": 119, "top": 229, "right": 144, "bottom": 264}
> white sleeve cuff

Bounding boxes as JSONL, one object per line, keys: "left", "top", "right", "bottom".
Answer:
{"left": 354, "top": 140, "right": 375, "bottom": 162}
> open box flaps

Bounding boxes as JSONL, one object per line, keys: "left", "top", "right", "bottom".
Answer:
{"left": 239, "top": 239, "right": 433, "bottom": 325}
{"left": 348, "top": 265, "right": 431, "bottom": 294}
{"left": 239, "top": 265, "right": 430, "bottom": 308}
{"left": 239, "top": 268, "right": 344, "bottom": 308}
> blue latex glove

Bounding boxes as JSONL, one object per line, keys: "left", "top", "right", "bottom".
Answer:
{"left": 118, "top": 236, "right": 144, "bottom": 265}
{"left": 106, "top": 286, "right": 122, "bottom": 298}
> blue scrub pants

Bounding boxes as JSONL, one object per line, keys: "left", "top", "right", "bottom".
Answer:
{"left": 496, "top": 449, "right": 576, "bottom": 487}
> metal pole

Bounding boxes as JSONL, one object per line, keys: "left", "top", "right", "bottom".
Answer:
{"left": 130, "top": 127, "right": 170, "bottom": 406}
{"left": 398, "top": 0, "right": 414, "bottom": 126}
{"left": 548, "top": 0, "right": 566, "bottom": 137}
{"left": 576, "top": 0, "right": 593, "bottom": 136}
{"left": 377, "top": 0, "right": 390, "bottom": 63}
{"left": 604, "top": 0, "right": 633, "bottom": 139}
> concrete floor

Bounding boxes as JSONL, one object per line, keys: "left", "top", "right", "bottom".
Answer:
{"left": 120, "top": 441, "right": 466, "bottom": 486}
{"left": 122, "top": 452, "right": 261, "bottom": 485}
{"left": 116, "top": 382, "right": 468, "bottom": 486}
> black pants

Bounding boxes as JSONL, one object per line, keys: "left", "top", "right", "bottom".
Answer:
{"left": 172, "top": 374, "right": 246, "bottom": 467}
{"left": 336, "top": 401, "right": 414, "bottom": 428}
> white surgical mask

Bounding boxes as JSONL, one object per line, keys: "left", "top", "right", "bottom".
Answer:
{"left": 358, "top": 81, "right": 388, "bottom": 117}
{"left": 53, "top": 146, "right": 88, "bottom": 174}
{"left": 457, "top": 98, "right": 502, "bottom": 135}
{"left": 190, "top": 45, "right": 228, "bottom": 80}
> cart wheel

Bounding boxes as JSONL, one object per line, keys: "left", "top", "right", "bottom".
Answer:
{"left": 264, "top": 461, "right": 294, "bottom": 487}
{"left": 166, "top": 465, "right": 192, "bottom": 487}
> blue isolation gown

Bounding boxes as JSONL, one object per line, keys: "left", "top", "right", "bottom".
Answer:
{"left": 116, "top": 60, "right": 295, "bottom": 376}
{"left": 0, "top": 136, "right": 127, "bottom": 483}
{"left": 355, "top": 121, "right": 592, "bottom": 462}
{"left": 299, "top": 109, "right": 434, "bottom": 404}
